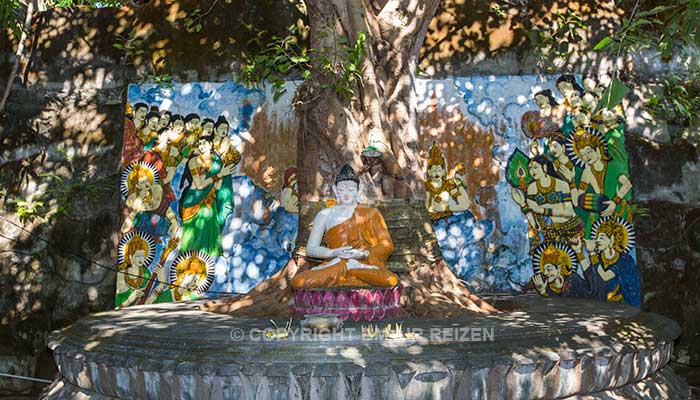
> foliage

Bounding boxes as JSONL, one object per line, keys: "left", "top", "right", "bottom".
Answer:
{"left": 0, "top": 0, "right": 24, "bottom": 42}
{"left": 112, "top": 28, "right": 144, "bottom": 64}
{"left": 596, "top": 77, "right": 631, "bottom": 113}
{"left": 12, "top": 171, "right": 116, "bottom": 223}
{"left": 630, "top": 202, "right": 650, "bottom": 219}
{"left": 239, "top": 24, "right": 310, "bottom": 101}
{"left": 1, "top": 0, "right": 127, "bottom": 44}
{"left": 593, "top": 1, "right": 700, "bottom": 61}
{"left": 590, "top": 1, "right": 700, "bottom": 130}
{"left": 522, "top": 11, "right": 588, "bottom": 73}
{"left": 15, "top": 199, "right": 45, "bottom": 223}
{"left": 647, "top": 73, "right": 700, "bottom": 127}
{"left": 48, "top": 0, "right": 127, "bottom": 7}
{"left": 146, "top": 73, "right": 174, "bottom": 90}
{"left": 238, "top": 23, "right": 367, "bottom": 102}
{"left": 183, "top": 7, "right": 205, "bottom": 33}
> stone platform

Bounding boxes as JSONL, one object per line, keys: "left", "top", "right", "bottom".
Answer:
{"left": 42, "top": 296, "right": 689, "bottom": 399}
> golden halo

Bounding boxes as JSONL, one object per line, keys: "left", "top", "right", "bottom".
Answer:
{"left": 592, "top": 216, "right": 636, "bottom": 253}
{"left": 565, "top": 126, "right": 608, "bottom": 168}
{"left": 120, "top": 161, "right": 160, "bottom": 200}
{"left": 532, "top": 242, "right": 578, "bottom": 277}
{"left": 117, "top": 230, "right": 157, "bottom": 267}
{"left": 169, "top": 250, "right": 215, "bottom": 295}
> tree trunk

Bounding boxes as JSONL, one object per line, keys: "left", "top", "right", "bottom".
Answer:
{"left": 206, "top": 0, "right": 497, "bottom": 317}
{"left": 0, "top": 1, "right": 37, "bottom": 114}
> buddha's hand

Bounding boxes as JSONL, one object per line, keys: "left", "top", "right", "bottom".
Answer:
{"left": 347, "top": 259, "right": 378, "bottom": 270}
{"left": 333, "top": 247, "right": 368, "bottom": 259}
{"left": 339, "top": 249, "right": 368, "bottom": 259}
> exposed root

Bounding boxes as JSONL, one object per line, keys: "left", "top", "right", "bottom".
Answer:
{"left": 204, "top": 257, "right": 498, "bottom": 318}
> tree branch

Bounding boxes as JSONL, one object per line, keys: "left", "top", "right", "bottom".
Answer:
{"left": 0, "top": 0, "right": 36, "bottom": 114}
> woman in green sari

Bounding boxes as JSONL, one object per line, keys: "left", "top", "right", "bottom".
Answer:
{"left": 179, "top": 135, "right": 236, "bottom": 256}
{"left": 213, "top": 116, "right": 241, "bottom": 226}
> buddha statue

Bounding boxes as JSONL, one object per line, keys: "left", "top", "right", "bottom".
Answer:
{"left": 291, "top": 164, "right": 399, "bottom": 289}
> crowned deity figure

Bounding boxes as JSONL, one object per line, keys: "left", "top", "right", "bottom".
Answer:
{"left": 531, "top": 242, "right": 600, "bottom": 298}
{"left": 115, "top": 231, "right": 171, "bottom": 307}
{"left": 563, "top": 127, "right": 633, "bottom": 236}
{"left": 424, "top": 143, "right": 470, "bottom": 221}
{"left": 577, "top": 216, "right": 640, "bottom": 307}
{"left": 291, "top": 164, "right": 399, "bottom": 289}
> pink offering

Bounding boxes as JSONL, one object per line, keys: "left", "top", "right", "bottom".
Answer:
{"left": 292, "top": 285, "right": 402, "bottom": 322}
{"left": 323, "top": 291, "right": 335, "bottom": 308}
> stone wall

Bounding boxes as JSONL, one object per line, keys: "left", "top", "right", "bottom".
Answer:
{"left": 0, "top": 1, "right": 698, "bottom": 395}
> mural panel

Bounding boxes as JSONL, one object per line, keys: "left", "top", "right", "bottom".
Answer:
{"left": 416, "top": 75, "right": 639, "bottom": 306}
{"left": 117, "top": 82, "right": 299, "bottom": 307}
{"left": 117, "top": 76, "right": 639, "bottom": 307}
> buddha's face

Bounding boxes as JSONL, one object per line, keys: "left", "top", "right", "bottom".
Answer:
{"left": 130, "top": 249, "right": 146, "bottom": 268}
{"left": 333, "top": 180, "right": 360, "bottom": 205}
{"left": 172, "top": 119, "right": 185, "bottom": 134}
{"left": 595, "top": 232, "right": 614, "bottom": 252}
{"left": 134, "top": 107, "right": 148, "bottom": 121}
{"left": 147, "top": 116, "right": 159, "bottom": 131}
{"left": 542, "top": 263, "right": 561, "bottom": 283}
{"left": 549, "top": 141, "right": 564, "bottom": 157}
{"left": 428, "top": 165, "right": 444, "bottom": 180}
{"left": 580, "top": 145, "right": 600, "bottom": 165}
{"left": 528, "top": 161, "right": 546, "bottom": 180}
{"left": 215, "top": 123, "right": 229, "bottom": 137}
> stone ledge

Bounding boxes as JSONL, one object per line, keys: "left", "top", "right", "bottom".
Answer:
{"left": 43, "top": 297, "right": 689, "bottom": 399}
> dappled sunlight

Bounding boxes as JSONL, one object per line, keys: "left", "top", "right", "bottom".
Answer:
{"left": 420, "top": 0, "right": 626, "bottom": 76}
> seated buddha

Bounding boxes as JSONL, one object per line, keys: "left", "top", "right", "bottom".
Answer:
{"left": 291, "top": 164, "right": 399, "bottom": 289}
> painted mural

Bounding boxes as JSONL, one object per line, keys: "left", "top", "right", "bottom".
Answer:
{"left": 416, "top": 75, "right": 639, "bottom": 306}
{"left": 117, "top": 82, "right": 299, "bottom": 307}
{"left": 116, "top": 75, "right": 639, "bottom": 307}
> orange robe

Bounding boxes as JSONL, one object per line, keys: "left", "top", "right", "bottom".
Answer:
{"left": 292, "top": 205, "right": 399, "bottom": 289}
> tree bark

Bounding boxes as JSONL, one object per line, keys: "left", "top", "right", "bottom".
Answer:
{"left": 0, "top": 1, "right": 36, "bottom": 114}
{"left": 206, "top": 0, "right": 497, "bottom": 317}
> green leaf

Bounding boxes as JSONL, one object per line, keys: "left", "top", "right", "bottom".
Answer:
{"left": 593, "top": 36, "right": 614, "bottom": 50}
{"left": 195, "top": 24, "right": 202, "bottom": 32}
{"left": 302, "top": 70, "right": 311, "bottom": 80}
{"left": 277, "top": 62, "right": 291, "bottom": 73}
{"left": 596, "top": 77, "right": 630, "bottom": 113}
{"left": 273, "top": 88, "right": 287, "bottom": 102}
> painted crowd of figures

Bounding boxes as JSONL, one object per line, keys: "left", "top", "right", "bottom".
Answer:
{"left": 506, "top": 74, "right": 640, "bottom": 307}
{"left": 117, "top": 76, "right": 640, "bottom": 309}
{"left": 118, "top": 104, "right": 245, "bottom": 306}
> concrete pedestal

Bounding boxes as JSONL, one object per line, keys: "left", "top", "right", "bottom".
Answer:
{"left": 42, "top": 296, "right": 690, "bottom": 399}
